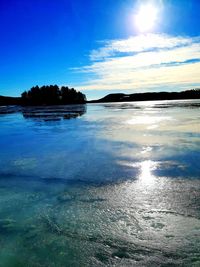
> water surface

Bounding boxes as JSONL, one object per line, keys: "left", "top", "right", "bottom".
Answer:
{"left": 0, "top": 100, "right": 199, "bottom": 266}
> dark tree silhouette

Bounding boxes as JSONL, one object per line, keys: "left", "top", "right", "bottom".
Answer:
{"left": 90, "top": 89, "right": 200, "bottom": 103}
{"left": 1, "top": 88, "right": 199, "bottom": 106}
{"left": 21, "top": 85, "right": 86, "bottom": 105}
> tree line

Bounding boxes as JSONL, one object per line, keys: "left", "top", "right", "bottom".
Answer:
{"left": 90, "top": 88, "right": 200, "bottom": 103}
{"left": 21, "top": 85, "right": 86, "bottom": 105}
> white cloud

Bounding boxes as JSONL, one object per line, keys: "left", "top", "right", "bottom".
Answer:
{"left": 74, "top": 34, "right": 200, "bottom": 91}
{"left": 90, "top": 34, "right": 196, "bottom": 61}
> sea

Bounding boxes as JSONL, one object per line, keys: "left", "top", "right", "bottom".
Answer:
{"left": 0, "top": 99, "right": 199, "bottom": 266}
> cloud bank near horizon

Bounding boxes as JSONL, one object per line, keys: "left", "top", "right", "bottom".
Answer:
{"left": 74, "top": 33, "right": 200, "bottom": 92}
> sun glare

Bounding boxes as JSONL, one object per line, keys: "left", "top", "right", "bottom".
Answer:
{"left": 135, "top": 4, "right": 158, "bottom": 33}
{"left": 139, "top": 160, "right": 157, "bottom": 184}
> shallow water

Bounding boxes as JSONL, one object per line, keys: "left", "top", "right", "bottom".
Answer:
{"left": 0, "top": 100, "right": 199, "bottom": 266}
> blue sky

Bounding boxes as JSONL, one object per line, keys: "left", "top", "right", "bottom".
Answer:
{"left": 0, "top": 0, "right": 200, "bottom": 99}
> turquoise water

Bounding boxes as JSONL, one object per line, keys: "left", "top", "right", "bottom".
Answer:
{"left": 0, "top": 100, "right": 199, "bottom": 266}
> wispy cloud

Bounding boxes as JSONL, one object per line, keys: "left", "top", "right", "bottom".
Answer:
{"left": 74, "top": 34, "right": 200, "bottom": 91}
{"left": 89, "top": 34, "right": 197, "bottom": 61}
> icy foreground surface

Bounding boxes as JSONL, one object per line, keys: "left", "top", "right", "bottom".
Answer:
{"left": 0, "top": 100, "right": 199, "bottom": 266}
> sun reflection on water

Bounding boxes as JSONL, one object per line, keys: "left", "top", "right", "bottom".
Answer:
{"left": 127, "top": 115, "right": 172, "bottom": 125}
{"left": 138, "top": 160, "right": 157, "bottom": 184}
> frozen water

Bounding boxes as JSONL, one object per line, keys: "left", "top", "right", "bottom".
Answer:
{"left": 0, "top": 100, "right": 199, "bottom": 266}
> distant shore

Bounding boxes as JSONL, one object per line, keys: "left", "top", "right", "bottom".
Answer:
{"left": 0, "top": 89, "right": 200, "bottom": 106}
{"left": 88, "top": 89, "right": 200, "bottom": 103}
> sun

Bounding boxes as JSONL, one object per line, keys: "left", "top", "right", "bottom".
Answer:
{"left": 135, "top": 3, "right": 158, "bottom": 33}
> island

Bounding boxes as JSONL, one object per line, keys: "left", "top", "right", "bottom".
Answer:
{"left": 0, "top": 85, "right": 86, "bottom": 106}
